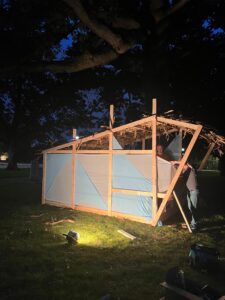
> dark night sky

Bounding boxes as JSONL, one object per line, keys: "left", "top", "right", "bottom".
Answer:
{"left": 1, "top": 0, "right": 225, "bottom": 161}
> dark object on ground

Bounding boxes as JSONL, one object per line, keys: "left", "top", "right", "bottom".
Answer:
{"left": 98, "top": 294, "right": 111, "bottom": 300}
{"left": 162, "top": 266, "right": 224, "bottom": 300}
{"left": 63, "top": 230, "right": 79, "bottom": 244}
{"left": 189, "top": 244, "right": 220, "bottom": 270}
{"left": 218, "top": 154, "right": 225, "bottom": 176}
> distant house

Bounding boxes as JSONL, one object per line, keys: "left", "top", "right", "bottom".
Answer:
{"left": 0, "top": 152, "right": 8, "bottom": 161}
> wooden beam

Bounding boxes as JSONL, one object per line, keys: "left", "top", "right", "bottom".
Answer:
{"left": 43, "top": 141, "right": 74, "bottom": 153}
{"left": 109, "top": 104, "right": 114, "bottom": 128}
{"left": 74, "top": 205, "right": 108, "bottom": 216}
{"left": 152, "top": 98, "right": 158, "bottom": 221}
{"left": 108, "top": 133, "right": 113, "bottom": 216}
{"left": 151, "top": 124, "right": 202, "bottom": 226}
{"left": 111, "top": 211, "right": 149, "bottom": 224}
{"left": 112, "top": 150, "right": 152, "bottom": 154}
{"left": 47, "top": 150, "right": 73, "bottom": 154}
{"left": 112, "top": 116, "right": 153, "bottom": 133}
{"left": 43, "top": 130, "right": 110, "bottom": 152}
{"left": 45, "top": 199, "right": 72, "bottom": 208}
{"left": 112, "top": 188, "right": 165, "bottom": 198}
{"left": 43, "top": 114, "right": 200, "bottom": 154}
{"left": 41, "top": 153, "right": 47, "bottom": 205}
{"left": 157, "top": 116, "right": 198, "bottom": 130}
{"left": 142, "top": 138, "right": 145, "bottom": 150}
{"left": 71, "top": 130, "right": 76, "bottom": 209}
{"left": 73, "top": 128, "right": 77, "bottom": 139}
{"left": 173, "top": 191, "right": 192, "bottom": 233}
{"left": 108, "top": 105, "right": 114, "bottom": 216}
{"left": 43, "top": 112, "right": 201, "bottom": 154}
{"left": 198, "top": 142, "right": 215, "bottom": 171}
{"left": 76, "top": 150, "right": 109, "bottom": 154}
{"left": 178, "top": 129, "right": 183, "bottom": 160}
{"left": 73, "top": 149, "right": 153, "bottom": 154}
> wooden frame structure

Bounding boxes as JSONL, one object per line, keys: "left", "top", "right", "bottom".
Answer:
{"left": 42, "top": 99, "right": 225, "bottom": 232}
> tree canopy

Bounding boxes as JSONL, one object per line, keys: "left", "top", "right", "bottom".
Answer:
{"left": 0, "top": 0, "right": 225, "bottom": 167}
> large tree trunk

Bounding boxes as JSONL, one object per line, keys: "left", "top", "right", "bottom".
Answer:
{"left": 6, "top": 139, "right": 18, "bottom": 170}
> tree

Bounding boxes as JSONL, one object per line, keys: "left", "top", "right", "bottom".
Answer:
{"left": 1, "top": 0, "right": 225, "bottom": 169}
{"left": 0, "top": 73, "right": 89, "bottom": 169}
{"left": 0, "top": 0, "right": 194, "bottom": 74}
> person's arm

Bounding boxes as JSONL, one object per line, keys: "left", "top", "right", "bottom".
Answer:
{"left": 170, "top": 160, "right": 193, "bottom": 170}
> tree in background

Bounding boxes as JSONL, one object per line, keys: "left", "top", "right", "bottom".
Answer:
{"left": 0, "top": 0, "right": 225, "bottom": 168}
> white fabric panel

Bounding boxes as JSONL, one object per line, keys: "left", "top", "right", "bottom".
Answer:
{"left": 127, "top": 155, "right": 172, "bottom": 192}
{"left": 77, "top": 154, "right": 108, "bottom": 203}
{"left": 45, "top": 154, "right": 72, "bottom": 205}
{"left": 113, "top": 136, "right": 123, "bottom": 149}
{"left": 165, "top": 134, "right": 182, "bottom": 161}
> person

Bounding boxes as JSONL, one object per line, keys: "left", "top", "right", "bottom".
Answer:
{"left": 174, "top": 162, "right": 199, "bottom": 230}
{"left": 157, "top": 143, "right": 199, "bottom": 230}
{"left": 157, "top": 144, "right": 173, "bottom": 161}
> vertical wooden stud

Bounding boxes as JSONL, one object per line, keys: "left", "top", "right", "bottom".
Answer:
{"left": 179, "top": 129, "right": 183, "bottom": 160}
{"left": 142, "top": 138, "right": 145, "bottom": 150}
{"left": 41, "top": 153, "right": 47, "bottom": 204}
{"left": 71, "top": 129, "right": 76, "bottom": 209}
{"left": 108, "top": 105, "right": 114, "bottom": 216}
{"left": 73, "top": 128, "right": 77, "bottom": 140}
{"left": 152, "top": 98, "right": 158, "bottom": 221}
{"left": 109, "top": 104, "right": 114, "bottom": 128}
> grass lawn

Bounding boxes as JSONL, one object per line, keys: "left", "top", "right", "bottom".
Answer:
{"left": 0, "top": 169, "right": 225, "bottom": 299}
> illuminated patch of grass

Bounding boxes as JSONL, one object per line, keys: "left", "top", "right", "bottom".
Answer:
{"left": 0, "top": 172, "right": 225, "bottom": 299}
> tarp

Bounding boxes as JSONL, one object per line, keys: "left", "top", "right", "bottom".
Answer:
{"left": 75, "top": 154, "right": 108, "bottom": 210}
{"left": 45, "top": 137, "right": 173, "bottom": 222}
{"left": 165, "top": 134, "right": 182, "bottom": 161}
{"left": 45, "top": 154, "right": 72, "bottom": 206}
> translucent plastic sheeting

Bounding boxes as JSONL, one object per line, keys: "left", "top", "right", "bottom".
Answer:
{"left": 112, "top": 193, "right": 152, "bottom": 221}
{"left": 112, "top": 154, "right": 152, "bottom": 191}
{"left": 45, "top": 154, "right": 72, "bottom": 206}
{"left": 113, "top": 136, "right": 123, "bottom": 150}
{"left": 128, "top": 155, "right": 172, "bottom": 193}
{"left": 75, "top": 154, "right": 108, "bottom": 210}
{"left": 112, "top": 154, "right": 172, "bottom": 193}
{"left": 112, "top": 154, "right": 152, "bottom": 220}
{"left": 165, "top": 134, "right": 182, "bottom": 161}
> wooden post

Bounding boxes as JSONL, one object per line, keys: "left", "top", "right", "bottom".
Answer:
{"left": 142, "top": 138, "right": 145, "bottom": 150}
{"left": 72, "top": 128, "right": 77, "bottom": 140}
{"left": 198, "top": 142, "right": 215, "bottom": 171}
{"left": 152, "top": 98, "right": 158, "bottom": 221}
{"left": 151, "top": 125, "right": 202, "bottom": 226}
{"left": 71, "top": 129, "right": 76, "bottom": 209}
{"left": 108, "top": 105, "right": 114, "bottom": 216}
{"left": 179, "top": 129, "right": 183, "bottom": 160}
{"left": 109, "top": 104, "right": 114, "bottom": 128}
{"left": 41, "top": 153, "right": 47, "bottom": 204}
{"left": 173, "top": 191, "right": 192, "bottom": 233}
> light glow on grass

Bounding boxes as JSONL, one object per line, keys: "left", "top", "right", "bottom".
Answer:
{"left": 52, "top": 224, "right": 131, "bottom": 248}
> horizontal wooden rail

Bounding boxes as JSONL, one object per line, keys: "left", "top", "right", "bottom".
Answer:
{"left": 112, "top": 188, "right": 165, "bottom": 198}
{"left": 46, "top": 150, "right": 72, "bottom": 154}
{"left": 46, "top": 150, "right": 153, "bottom": 154}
